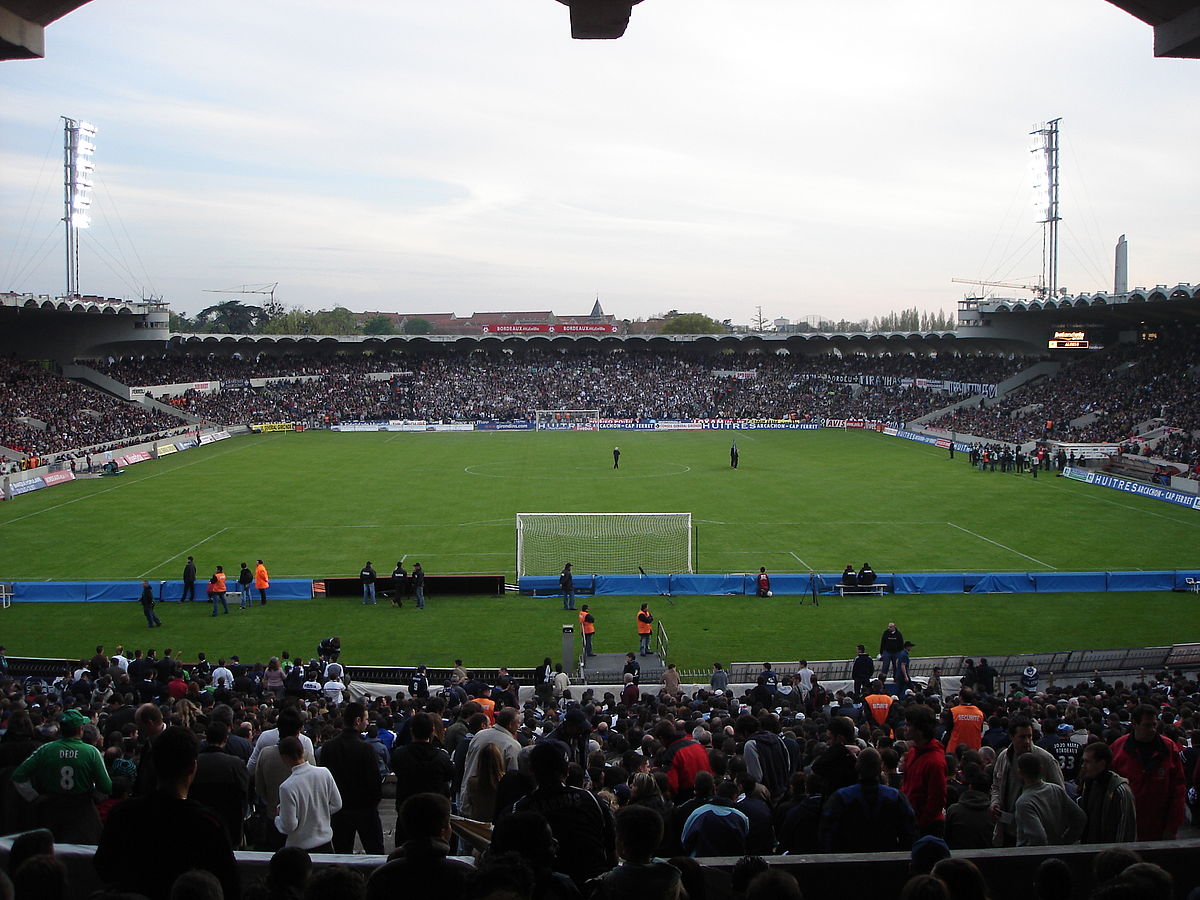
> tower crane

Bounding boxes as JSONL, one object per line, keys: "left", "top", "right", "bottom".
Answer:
{"left": 951, "top": 278, "right": 1046, "bottom": 299}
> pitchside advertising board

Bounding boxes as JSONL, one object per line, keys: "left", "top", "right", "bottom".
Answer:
{"left": 1064, "top": 467, "right": 1200, "bottom": 510}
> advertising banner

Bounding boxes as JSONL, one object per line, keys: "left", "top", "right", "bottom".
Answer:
{"left": 480, "top": 323, "right": 618, "bottom": 333}
{"left": 475, "top": 422, "right": 536, "bottom": 431}
{"left": 211, "top": 431, "right": 232, "bottom": 442}
{"left": 250, "top": 423, "right": 296, "bottom": 433}
{"left": 121, "top": 451, "right": 152, "bottom": 466}
{"left": 175, "top": 441, "right": 197, "bottom": 451}
{"left": 41, "top": 470, "right": 76, "bottom": 486}
{"left": 1066, "top": 469, "right": 1199, "bottom": 509}
{"left": 157, "top": 443, "right": 178, "bottom": 456}
{"left": 8, "top": 476, "right": 47, "bottom": 496}
{"left": 198, "top": 434, "right": 215, "bottom": 445}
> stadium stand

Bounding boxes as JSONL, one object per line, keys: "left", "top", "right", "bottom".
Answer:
{"left": 0, "top": 642, "right": 1197, "bottom": 900}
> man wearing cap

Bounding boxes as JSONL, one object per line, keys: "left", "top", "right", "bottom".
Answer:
{"left": 541, "top": 708, "right": 593, "bottom": 770}
{"left": 1048, "top": 722, "right": 1084, "bottom": 784}
{"left": 13, "top": 708, "right": 112, "bottom": 843}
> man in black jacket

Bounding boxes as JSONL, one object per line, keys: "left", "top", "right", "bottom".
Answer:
{"left": 94, "top": 727, "right": 239, "bottom": 900}
{"left": 390, "top": 712, "right": 454, "bottom": 846}
{"left": 181, "top": 556, "right": 196, "bottom": 602}
{"left": 879, "top": 622, "right": 904, "bottom": 684}
{"left": 317, "top": 702, "right": 384, "bottom": 854}
{"left": 852, "top": 644, "right": 875, "bottom": 697}
{"left": 190, "top": 721, "right": 251, "bottom": 847}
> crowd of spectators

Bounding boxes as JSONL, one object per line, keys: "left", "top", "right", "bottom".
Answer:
{"left": 113, "top": 350, "right": 1023, "bottom": 427}
{"left": 0, "top": 358, "right": 185, "bottom": 466}
{"left": 0, "top": 631, "right": 1196, "bottom": 900}
{"left": 929, "top": 333, "right": 1200, "bottom": 455}
{"left": 7, "top": 339, "right": 1198, "bottom": 478}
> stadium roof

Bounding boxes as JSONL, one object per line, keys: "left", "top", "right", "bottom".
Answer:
{"left": 0, "top": 0, "right": 91, "bottom": 59}
{"left": 1105, "top": 0, "right": 1200, "bottom": 57}
{"left": 965, "top": 282, "right": 1200, "bottom": 326}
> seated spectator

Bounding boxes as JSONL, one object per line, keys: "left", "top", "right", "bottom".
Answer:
{"left": 858, "top": 562, "right": 877, "bottom": 587}
{"left": 841, "top": 564, "right": 857, "bottom": 589}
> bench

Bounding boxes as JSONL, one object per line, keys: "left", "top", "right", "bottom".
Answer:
{"left": 835, "top": 583, "right": 887, "bottom": 596}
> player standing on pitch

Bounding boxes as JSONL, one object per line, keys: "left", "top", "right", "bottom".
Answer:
{"left": 731, "top": 440, "right": 739, "bottom": 468}
{"left": 612, "top": 446, "right": 620, "bottom": 469}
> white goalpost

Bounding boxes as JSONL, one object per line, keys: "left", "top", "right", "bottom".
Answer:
{"left": 516, "top": 512, "right": 693, "bottom": 577}
{"left": 533, "top": 409, "right": 600, "bottom": 430}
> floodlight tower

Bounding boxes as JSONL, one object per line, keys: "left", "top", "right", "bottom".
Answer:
{"left": 62, "top": 116, "right": 97, "bottom": 298}
{"left": 1029, "top": 118, "right": 1061, "bottom": 298}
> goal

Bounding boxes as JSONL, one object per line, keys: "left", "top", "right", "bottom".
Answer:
{"left": 516, "top": 512, "right": 693, "bottom": 577}
{"left": 534, "top": 409, "right": 600, "bottom": 431}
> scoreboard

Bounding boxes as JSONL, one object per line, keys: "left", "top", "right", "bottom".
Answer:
{"left": 1047, "top": 329, "right": 1096, "bottom": 350}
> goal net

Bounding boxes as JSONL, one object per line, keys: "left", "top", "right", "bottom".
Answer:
{"left": 534, "top": 409, "right": 600, "bottom": 431}
{"left": 516, "top": 512, "right": 693, "bottom": 578}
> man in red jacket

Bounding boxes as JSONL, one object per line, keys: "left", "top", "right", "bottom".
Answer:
{"left": 902, "top": 705, "right": 947, "bottom": 837}
{"left": 653, "top": 721, "right": 712, "bottom": 802}
{"left": 1110, "top": 703, "right": 1186, "bottom": 840}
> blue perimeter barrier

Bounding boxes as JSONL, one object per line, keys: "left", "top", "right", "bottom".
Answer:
{"left": 12, "top": 579, "right": 314, "bottom": 603}
{"left": 520, "top": 570, "right": 1198, "bottom": 597}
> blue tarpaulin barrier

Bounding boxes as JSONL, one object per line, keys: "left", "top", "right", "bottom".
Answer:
{"left": 1107, "top": 571, "right": 1176, "bottom": 591}
{"left": 970, "top": 573, "right": 1036, "bottom": 593}
{"left": 1031, "top": 571, "right": 1108, "bottom": 593}
{"left": 12, "top": 579, "right": 314, "bottom": 603}
{"left": 891, "top": 573, "right": 967, "bottom": 594}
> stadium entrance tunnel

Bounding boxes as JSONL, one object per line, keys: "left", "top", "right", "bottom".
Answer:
{"left": 320, "top": 573, "right": 505, "bottom": 597}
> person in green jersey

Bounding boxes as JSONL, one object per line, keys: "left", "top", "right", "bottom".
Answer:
{"left": 13, "top": 708, "right": 112, "bottom": 843}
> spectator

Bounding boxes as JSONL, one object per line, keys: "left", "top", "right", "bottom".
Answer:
{"left": 1109, "top": 703, "right": 1186, "bottom": 840}
{"left": 1077, "top": 740, "right": 1137, "bottom": 843}
{"left": 1013, "top": 752, "right": 1086, "bottom": 846}
{"left": 94, "top": 726, "right": 239, "bottom": 900}
{"left": 365, "top": 793, "right": 473, "bottom": 900}
{"left": 275, "top": 735, "right": 343, "bottom": 852}
{"left": 820, "top": 747, "right": 916, "bottom": 851}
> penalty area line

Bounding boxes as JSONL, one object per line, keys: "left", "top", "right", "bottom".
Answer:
{"left": 138, "top": 527, "right": 229, "bottom": 578}
{"left": 946, "top": 522, "right": 1057, "bottom": 570}
{"left": 788, "top": 551, "right": 813, "bottom": 571}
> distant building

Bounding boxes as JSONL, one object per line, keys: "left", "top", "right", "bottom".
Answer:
{"left": 352, "top": 301, "right": 618, "bottom": 334}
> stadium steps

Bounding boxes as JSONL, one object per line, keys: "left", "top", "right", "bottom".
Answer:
{"left": 581, "top": 651, "right": 664, "bottom": 684}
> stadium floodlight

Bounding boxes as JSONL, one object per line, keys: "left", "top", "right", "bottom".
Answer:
{"left": 62, "top": 116, "right": 97, "bottom": 295}
{"left": 516, "top": 512, "right": 693, "bottom": 578}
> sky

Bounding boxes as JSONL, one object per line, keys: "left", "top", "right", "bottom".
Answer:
{"left": 1, "top": 0, "right": 1197, "bottom": 325}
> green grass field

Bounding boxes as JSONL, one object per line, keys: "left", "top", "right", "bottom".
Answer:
{"left": 1, "top": 429, "right": 1197, "bottom": 670}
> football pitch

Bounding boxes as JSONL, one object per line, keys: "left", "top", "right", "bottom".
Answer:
{"left": 1, "top": 429, "right": 1197, "bottom": 670}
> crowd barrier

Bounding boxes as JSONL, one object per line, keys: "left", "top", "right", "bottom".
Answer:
{"left": 7, "top": 570, "right": 1196, "bottom": 603}
{"left": 9, "top": 579, "right": 314, "bottom": 603}
{"left": 3, "top": 835, "right": 1197, "bottom": 900}
{"left": 520, "top": 569, "right": 1200, "bottom": 597}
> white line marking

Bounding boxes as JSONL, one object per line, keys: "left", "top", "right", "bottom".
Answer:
{"left": 789, "top": 551, "right": 813, "bottom": 571}
{"left": 0, "top": 438, "right": 270, "bottom": 527}
{"left": 138, "top": 527, "right": 229, "bottom": 578}
{"left": 946, "top": 522, "right": 1057, "bottom": 570}
{"left": 696, "top": 520, "right": 945, "bottom": 528}
{"left": 1043, "top": 481, "right": 1200, "bottom": 527}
